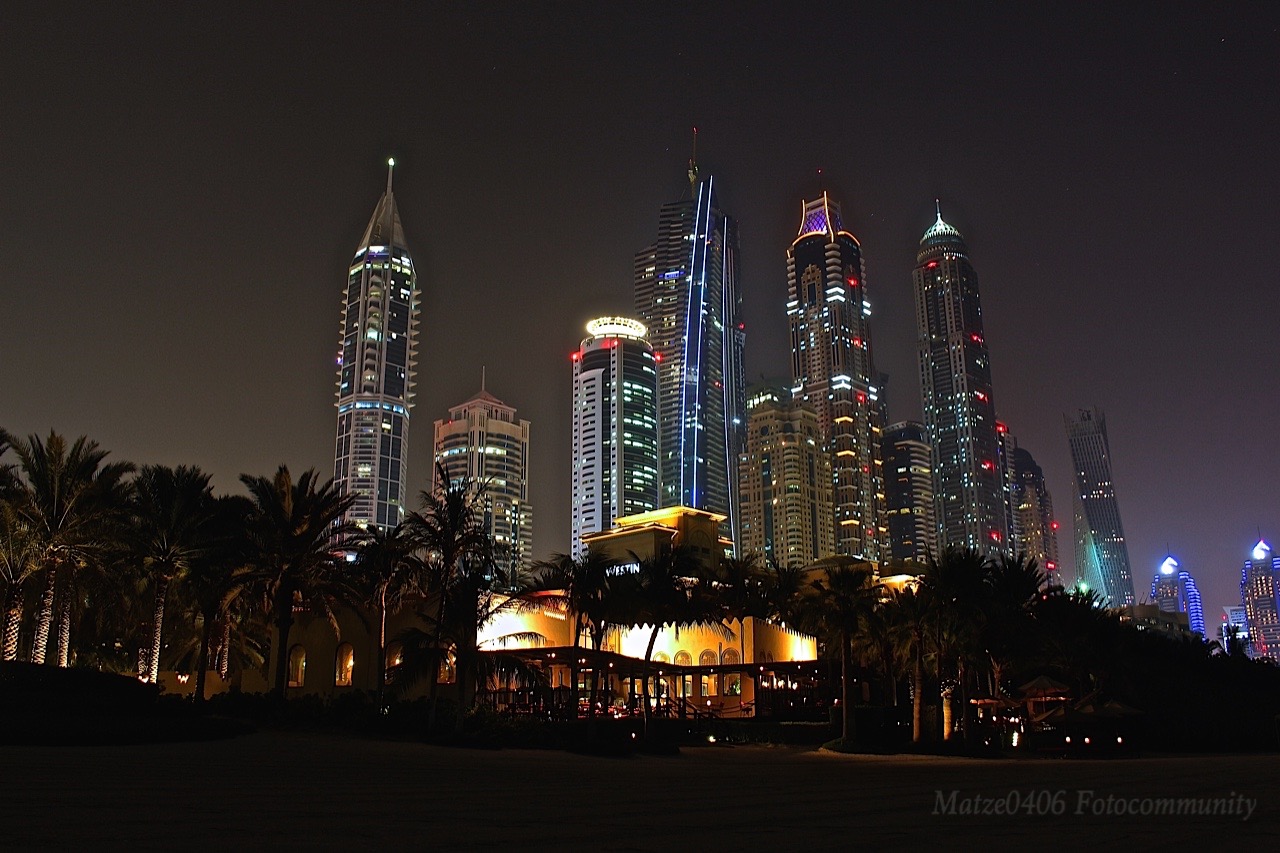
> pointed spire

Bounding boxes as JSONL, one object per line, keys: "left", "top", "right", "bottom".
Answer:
{"left": 687, "top": 126, "right": 699, "bottom": 196}
{"left": 935, "top": 198, "right": 942, "bottom": 222}
{"left": 357, "top": 159, "right": 408, "bottom": 252}
{"left": 481, "top": 365, "right": 486, "bottom": 393}
{"left": 387, "top": 157, "right": 395, "bottom": 194}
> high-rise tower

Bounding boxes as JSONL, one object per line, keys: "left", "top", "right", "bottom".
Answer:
{"left": 1065, "top": 407, "right": 1135, "bottom": 605}
{"left": 738, "top": 385, "right": 834, "bottom": 568}
{"left": 788, "top": 193, "right": 884, "bottom": 559}
{"left": 1152, "top": 555, "right": 1205, "bottom": 637}
{"left": 1009, "top": 445, "right": 1061, "bottom": 582}
{"left": 433, "top": 387, "right": 533, "bottom": 575}
{"left": 912, "top": 204, "right": 1006, "bottom": 552}
{"left": 634, "top": 149, "right": 744, "bottom": 545}
{"left": 1241, "top": 540, "right": 1280, "bottom": 657}
{"left": 333, "top": 160, "right": 419, "bottom": 530}
{"left": 570, "top": 317, "right": 660, "bottom": 556}
{"left": 882, "top": 421, "right": 936, "bottom": 564}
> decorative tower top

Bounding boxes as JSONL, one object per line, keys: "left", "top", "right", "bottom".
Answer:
{"left": 687, "top": 127, "right": 699, "bottom": 197}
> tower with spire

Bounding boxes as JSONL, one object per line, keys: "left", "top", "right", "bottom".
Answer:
{"left": 633, "top": 133, "right": 745, "bottom": 547}
{"left": 912, "top": 203, "right": 1008, "bottom": 555}
{"left": 787, "top": 192, "right": 885, "bottom": 560}
{"left": 333, "top": 159, "right": 420, "bottom": 531}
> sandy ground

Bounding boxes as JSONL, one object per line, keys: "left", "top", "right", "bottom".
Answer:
{"left": 1, "top": 733, "right": 1275, "bottom": 850}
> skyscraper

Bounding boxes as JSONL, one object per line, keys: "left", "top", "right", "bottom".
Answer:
{"left": 333, "top": 160, "right": 419, "bottom": 530}
{"left": 788, "top": 193, "right": 884, "bottom": 559}
{"left": 1240, "top": 539, "right": 1280, "bottom": 657}
{"left": 433, "top": 387, "right": 533, "bottom": 575}
{"left": 634, "top": 152, "right": 744, "bottom": 545}
{"left": 1009, "top": 444, "right": 1061, "bottom": 582}
{"left": 1151, "top": 555, "right": 1205, "bottom": 637}
{"left": 738, "top": 385, "right": 834, "bottom": 568}
{"left": 912, "top": 204, "right": 1006, "bottom": 552}
{"left": 570, "top": 317, "right": 660, "bottom": 556}
{"left": 882, "top": 421, "right": 935, "bottom": 564}
{"left": 1065, "top": 407, "right": 1135, "bottom": 606}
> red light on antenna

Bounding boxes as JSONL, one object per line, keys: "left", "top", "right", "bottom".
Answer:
{"left": 996, "top": 422, "right": 1008, "bottom": 433}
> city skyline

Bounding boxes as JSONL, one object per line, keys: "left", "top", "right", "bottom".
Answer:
{"left": 3, "top": 4, "right": 1278, "bottom": 619}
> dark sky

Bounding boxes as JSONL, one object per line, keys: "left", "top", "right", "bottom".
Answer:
{"left": 4, "top": 2, "right": 1279, "bottom": 621}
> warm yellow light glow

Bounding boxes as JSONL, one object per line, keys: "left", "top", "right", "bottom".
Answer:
{"left": 586, "top": 316, "right": 647, "bottom": 338}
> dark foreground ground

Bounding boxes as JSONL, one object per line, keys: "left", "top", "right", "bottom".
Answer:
{"left": 1, "top": 732, "right": 1275, "bottom": 849}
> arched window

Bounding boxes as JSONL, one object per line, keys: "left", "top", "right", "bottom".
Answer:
{"left": 674, "top": 651, "right": 692, "bottom": 666}
{"left": 654, "top": 651, "right": 670, "bottom": 664}
{"left": 721, "top": 648, "right": 741, "bottom": 696}
{"left": 700, "top": 650, "right": 718, "bottom": 697}
{"left": 287, "top": 645, "right": 306, "bottom": 688}
{"left": 675, "top": 651, "right": 692, "bottom": 698}
{"left": 385, "top": 641, "right": 403, "bottom": 683}
{"left": 334, "top": 643, "right": 354, "bottom": 687}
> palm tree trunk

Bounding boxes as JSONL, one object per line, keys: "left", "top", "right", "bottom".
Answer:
{"left": 912, "top": 649, "right": 923, "bottom": 744}
{"left": 271, "top": 584, "right": 294, "bottom": 699}
{"left": 148, "top": 577, "right": 170, "bottom": 683}
{"left": 56, "top": 583, "right": 72, "bottom": 667}
{"left": 376, "top": 586, "right": 387, "bottom": 708}
{"left": 2, "top": 582, "right": 22, "bottom": 661}
{"left": 194, "top": 608, "right": 215, "bottom": 704}
{"left": 840, "top": 630, "right": 854, "bottom": 743}
{"left": 30, "top": 567, "right": 57, "bottom": 664}
{"left": 641, "top": 624, "right": 660, "bottom": 735}
{"left": 217, "top": 617, "right": 231, "bottom": 679}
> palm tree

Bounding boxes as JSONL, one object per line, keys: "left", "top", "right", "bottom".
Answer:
{"left": 530, "top": 550, "right": 620, "bottom": 715}
{"left": 241, "top": 466, "right": 356, "bottom": 699}
{"left": 980, "top": 552, "right": 1046, "bottom": 696}
{"left": 617, "top": 547, "right": 730, "bottom": 731}
{"left": 129, "top": 465, "right": 216, "bottom": 683}
{"left": 886, "top": 586, "right": 932, "bottom": 743}
{"left": 405, "top": 463, "right": 493, "bottom": 731}
{"left": 0, "top": 502, "right": 40, "bottom": 660}
{"left": 2, "top": 431, "right": 134, "bottom": 666}
{"left": 181, "top": 495, "right": 254, "bottom": 703}
{"left": 350, "top": 520, "right": 421, "bottom": 705}
{"left": 802, "top": 559, "right": 882, "bottom": 745}
{"left": 920, "top": 546, "right": 989, "bottom": 743}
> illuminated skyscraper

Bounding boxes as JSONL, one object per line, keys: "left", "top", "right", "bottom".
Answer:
{"left": 570, "top": 317, "right": 660, "bottom": 557}
{"left": 1151, "top": 555, "right": 1205, "bottom": 637}
{"left": 738, "top": 385, "right": 834, "bottom": 568}
{"left": 912, "top": 204, "right": 1006, "bottom": 552}
{"left": 333, "top": 160, "right": 419, "bottom": 530}
{"left": 788, "top": 193, "right": 884, "bottom": 559}
{"left": 882, "top": 421, "right": 935, "bottom": 564}
{"left": 433, "top": 387, "right": 533, "bottom": 575}
{"left": 1009, "top": 444, "right": 1061, "bottom": 582}
{"left": 1240, "top": 540, "right": 1280, "bottom": 657}
{"left": 634, "top": 151, "right": 744, "bottom": 544}
{"left": 1065, "top": 407, "right": 1135, "bottom": 605}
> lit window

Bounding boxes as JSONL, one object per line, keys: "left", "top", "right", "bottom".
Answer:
{"left": 334, "top": 643, "right": 355, "bottom": 687}
{"left": 287, "top": 645, "right": 306, "bottom": 688}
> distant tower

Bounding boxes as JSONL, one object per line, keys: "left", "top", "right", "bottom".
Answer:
{"left": 882, "top": 421, "right": 935, "bottom": 564}
{"left": 1151, "top": 555, "right": 1205, "bottom": 637}
{"left": 634, "top": 145, "right": 744, "bottom": 545}
{"left": 433, "top": 386, "right": 533, "bottom": 575}
{"left": 738, "top": 385, "right": 834, "bottom": 568}
{"left": 912, "top": 204, "right": 1006, "bottom": 552}
{"left": 333, "top": 160, "right": 420, "bottom": 530}
{"left": 1009, "top": 444, "right": 1061, "bottom": 582}
{"left": 788, "top": 193, "right": 885, "bottom": 559}
{"left": 1240, "top": 540, "right": 1280, "bottom": 657}
{"left": 1065, "top": 407, "right": 1135, "bottom": 605}
{"left": 570, "top": 317, "right": 660, "bottom": 557}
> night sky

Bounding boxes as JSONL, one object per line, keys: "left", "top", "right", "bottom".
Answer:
{"left": 4, "top": 3, "right": 1279, "bottom": 621}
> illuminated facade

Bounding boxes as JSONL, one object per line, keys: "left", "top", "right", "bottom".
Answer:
{"left": 882, "top": 421, "right": 935, "bottom": 564}
{"left": 433, "top": 388, "right": 533, "bottom": 575}
{"left": 788, "top": 193, "right": 884, "bottom": 559}
{"left": 912, "top": 204, "right": 1006, "bottom": 552}
{"left": 1009, "top": 444, "right": 1061, "bottom": 582}
{"left": 333, "top": 160, "right": 419, "bottom": 530}
{"left": 1065, "top": 407, "right": 1135, "bottom": 605}
{"left": 570, "top": 317, "right": 660, "bottom": 556}
{"left": 1240, "top": 540, "right": 1280, "bottom": 657}
{"left": 634, "top": 157, "right": 745, "bottom": 546}
{"left": 738, "top": 385, "right": 834, "bottom": 568}
{"left": 1151, "top": 555, "right": 1205, "bottom": 637}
